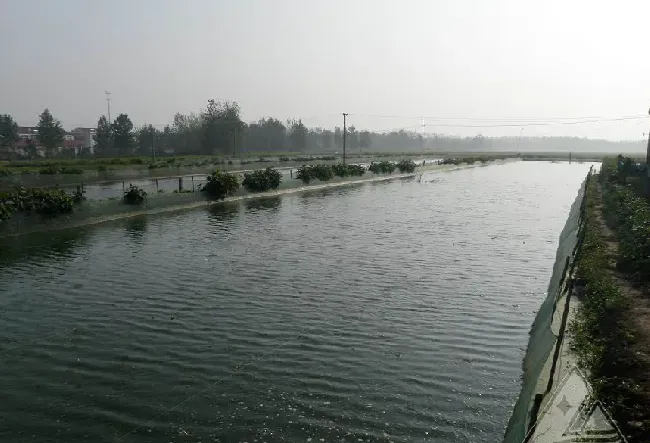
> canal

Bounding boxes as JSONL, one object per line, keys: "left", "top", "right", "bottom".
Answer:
{"left": 0, "top": 161, "right": 594, "bottom": 442}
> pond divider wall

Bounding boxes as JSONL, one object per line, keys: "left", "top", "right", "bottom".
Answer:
{"left": 0, "top": 161, "right": 512, "bottom": 239}
{"left": 503, "top": 175, "right": 587, "bottom": 443}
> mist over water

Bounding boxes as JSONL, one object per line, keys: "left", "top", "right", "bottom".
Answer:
{"left": 0, "top": 162, "right": 594, "bottom": 442}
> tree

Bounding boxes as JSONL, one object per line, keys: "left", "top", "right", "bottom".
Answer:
{"left": 136, "top": 124, "right": 159, "bottom": 157}
{"left": 320, "top": 129, "right": 333, "bottom": 152}
{"left": 334, "top": 127, "right": 343, "bottom": 151}
{"left": 347, "top": 125, "right": 358, "bottom": 152}
{"left": 359, "top": 131, "right": 372, "bottom": 152}
{"left": 112, "top": 114, "right": 134, "bottom": 155}
{"left": 37, "top": 108, "right": 65, "bottom": 157}
{"left": 93, "top": 115, "right": 112, "bottom": 156}
{"left": 172, "top": 112, "right": 203, "bottom": 154}
{"left": 202, "top": 100, "right": 243, "bottom": 155}
{"left": 288, "top": 119, "right": 307, "bottom": 152}
{"left": 0, "top": 114, "right": 19, "bottom": 156}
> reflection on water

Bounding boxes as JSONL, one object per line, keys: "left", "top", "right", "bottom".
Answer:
{"left": 0, "top": 227, "right": 91, "bottom": 265}
{"left": 244, "top": 195, "right": 282, "bottom": 212}
{"left": 0, "top": 162, "right": 596, "bottom": 443}
{"left": 206, "top": 200, "right": 241, "bottom": 222}
{"left": 124, "top": 216, "right": 148, "bottom": 240}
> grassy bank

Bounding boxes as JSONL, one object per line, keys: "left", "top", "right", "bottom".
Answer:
{"left": 570, "top": 162, "right": 650, "bottom": 441}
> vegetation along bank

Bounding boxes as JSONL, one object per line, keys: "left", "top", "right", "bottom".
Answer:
{"left": 570, "top": 156, "right": 650, "bottom": 441}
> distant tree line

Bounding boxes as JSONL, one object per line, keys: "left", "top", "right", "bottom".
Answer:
{"left": 0, "top": 101, "right": 645, "bottom": 159}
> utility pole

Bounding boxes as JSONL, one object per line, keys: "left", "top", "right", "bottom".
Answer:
{"left": 342, "top": 113, "right": 348, "bottom": 165}
{"left": 105, "top": 91, "right": 112, "bottom": 123}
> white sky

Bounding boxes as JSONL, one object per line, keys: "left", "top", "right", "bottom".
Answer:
{"left": 2, "top": 0, "right": 650, "bottom": 139}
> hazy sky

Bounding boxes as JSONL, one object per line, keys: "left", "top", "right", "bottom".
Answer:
{"left": 2, "top": 0, "right": 650, "bottom": 139}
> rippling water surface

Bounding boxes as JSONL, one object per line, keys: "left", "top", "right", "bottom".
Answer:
{"left": 0, "top": 162, "right": 593, "bottom": 443}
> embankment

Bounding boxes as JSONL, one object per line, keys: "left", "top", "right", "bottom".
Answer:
{"left": 503, "top": 170, "right": 589, "bottom": 442}
{"left": 0, "top": 161, "right": 508, "bottom": 238}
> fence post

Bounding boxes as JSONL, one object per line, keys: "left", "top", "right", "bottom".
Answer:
{"left": 178, "top": 177, "right": 183, "bottom": 192}
{"left": 192, "top": 176, "right": 195, "bottom": 192}
{"left": 122, "top": 181, "right": 125, "bottom": 193}
{"left": 156, "top": 178, "right": 159, "bottom": 193}
{"left": 290, "top": 169, "right": 293, "bottom": 179}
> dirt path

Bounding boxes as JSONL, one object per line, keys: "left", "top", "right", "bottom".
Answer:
{"left": 593, "top": 184, "right": 650, "bottom": 440}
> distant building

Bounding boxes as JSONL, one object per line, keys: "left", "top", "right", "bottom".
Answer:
{"left": 13, "top": 125, "right": 95, "bottom": 156}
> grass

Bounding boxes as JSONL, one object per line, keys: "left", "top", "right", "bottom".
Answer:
{"left": 569, "top": 170, "right": 649, "bottom": 440}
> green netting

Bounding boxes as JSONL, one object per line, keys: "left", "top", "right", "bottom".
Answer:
{"left": 503, "top": 177, "right": 586, "bottom": 443}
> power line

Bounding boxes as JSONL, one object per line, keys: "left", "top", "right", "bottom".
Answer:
{"left": 348, "top": 113, "right": 648, "bottom": 123}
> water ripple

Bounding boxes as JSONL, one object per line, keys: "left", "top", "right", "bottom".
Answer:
{"left": 0, "top": 161, "right": 595, "bottom": 443}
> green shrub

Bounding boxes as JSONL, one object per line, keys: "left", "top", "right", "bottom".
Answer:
{"left": 128, "top": 157, "right": 144, "bottom": 165}
{"left": 109, "top": 158, "right": 128, "bottom": 165}
{"left": 331, "top": 163, "right": 349, "bottom": 178}
{"left": 347, "top": 164, "right": 366, "bottom": 176}
{"left": 296, "top": 165, "right": 334, "bottom": 183}
{"left": 332, "top": 163, "right": 366, "bottom": 178}
{"left": 123, "top": 184, "right": 147, "bottom": 205}
{"left": 0, "top": 168, "right": 15, "bottom": 177}
{"left": 0, "top": 186, "right": 73, "bottom": 222}
{"left": 438, "top": 156, "right": 499, "bottom": 166}
{"left": 242, "top": 168, "right": 282, "bottom": 192}
{"left": 396, "top": 159, "right": 417, "bottom": 173}
{"left": 369, "top": 161, "right": 396, "bottom": 174}
{"left": 200, "top": 170, "right": 239, "bottom": 199}
{"left": 279, "top": 156, "right": 290, "bottom": 162}
{"left": 296, "top": 165, "right": 312, "bottom": 184}
{"left": 38, "top": 164, "right": 83, "bottom": 175}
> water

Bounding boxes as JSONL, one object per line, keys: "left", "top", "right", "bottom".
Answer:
{"left": 0, "top": 161, "right": 593, "bottom": 443}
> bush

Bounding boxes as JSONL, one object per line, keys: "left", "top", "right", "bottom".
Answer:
{"left": 123, "top": 184, "right": 147, "bottom": 205}
{"left": 279, "top": 157, "right": 290, "bottom": 162}
{"left": 38, "top": 164, "right": 83, "bottom": 175}
{"left": 0, "top": 186, "right": 73, "bottom": 222}
{"left": 369, "top": 161, "right": 396, "bottom": 174}
{"left": 331, "top": 163, "right": 349, "bottom": 178}
{"left": 242, "top": 167, "right": 282, "bottom": 192}
{"left": 200, "top": 170, "right": 240, "bottom": 199}
{"left": 332, "top": 163, "right": 366, "bottom": 178}
{"left": 295, "top": 165, "right": 334, "bottom": 183}
{"left": 0, "top": 168, "right": 15, "bottom": 177}
{"left": 438, "top": 156, "right": 499, "bottom": 166}
{"left": 347, "top": 164, "right": 366, "bottom": 176}
{"left": 296, "top": 165, "right": 312, "bottom": 184}
{"left": 128, "top": 157, "right": 144, "bottom": 165}
{"left": 396, "top": 159, "right": 417, "bottom": 173}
